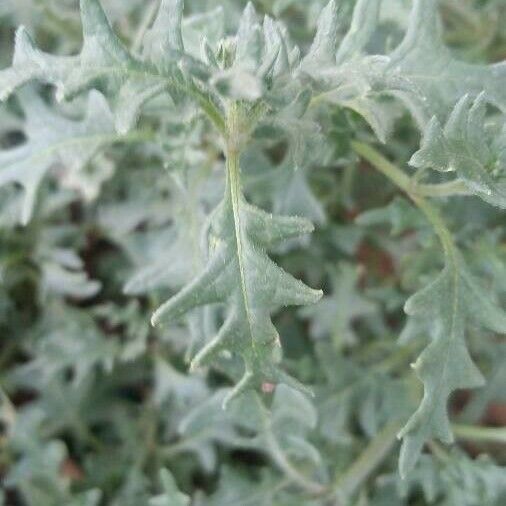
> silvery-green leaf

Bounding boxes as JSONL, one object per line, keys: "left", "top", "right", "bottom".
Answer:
{"left": 0, "top": 0, "right": 225, "bottom": 134}
{"left": 308, "top": 0, "right": 506, "bottom": 138}
{"left": 42, "top": 261, "right": 100, "bottom": 299}
{"left": 234, "top": 2, "right": 262, "bottom": 72}
{"left": 182, "top": 7, "right": 225, "bottom": 59}
{"left": 199, "top": 467, "right": 281, "bottom": 506}
{"left": 0, "top": 26, "right": 75, "bottom": 102}
{"left": 387, "top": 0, "right": 506, "bottom": 115}
{"left": 410, "top": 93, "right": 506, "bottom": 208}
{"left": 303, "top": 263, "right": 376, "bottom": 348}
{"left": 301, "top": 0, "right": 341, "bottom": 69}
{"left": 149, "top": 469, "right": 189, "bottom": 506}
{"left": 356, "top": 196, "right": 427, "bottom": 236}
{"left": 152, "top": 164, "right": 322, "bottom": 405}
{"left": 399, "top": 252, "right": 506, "bottom": 477}
{"left": 142, "top": 0, "right": 184, "bottom": 63}
{"left": 0, "top": 88, "right": 116, "bottom": 224}
{"left": 335, "top": 0, "right": 381, "bottom": 65}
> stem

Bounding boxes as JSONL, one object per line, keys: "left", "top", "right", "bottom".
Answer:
{"left": 120, "top": 129, "right": 157, "bottom": 144}
{"left": 264, "top": 429, "right": 328, "bottom": 497}
{"left": 415, "top": 180, "right": 471, "bottom": 198}
{"left": 189, "top": 81, "right": 226, "bottom": 135}
{"left": 427, "top": 440, "right": 451, "bottom": 463}
{"left": 352, "top": 142, "right": 471, "bottom": 199}
{"left": 452, "top": 424, "right": 506, "bottom": 445}
{"left": 333, "top": 421, "right": 401, "bottom": 499}
{"left": 351, "top": 141, "right": 457, "bottom": 256}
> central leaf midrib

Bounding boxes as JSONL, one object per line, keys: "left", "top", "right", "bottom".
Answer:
{"left": 227, "top": 149, "right": 258, "bottom": 359}
{"left": 421, "top": 250, "right": 461, "bottom": 437}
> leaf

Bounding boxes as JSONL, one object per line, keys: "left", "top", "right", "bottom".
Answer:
{"left": 442, "top": 451, "right": 506, "bottom": 506}
{"left": 176, "top": 389, "right": 261, "bottom": 471}
{"left": 0, "top": 88, "right": 116, "bottom": 224}
{"left": 303, "top": 263, "right": 377, "bottom": 348}
{"left": 179, "top": 385, "right": 322, "bottom": 476}
{"left": 211, "top": 3, "right": 293, "bottom": 101}
{"left": 42, "top": 253, "right": 101, "bottom": 300}
{"left": 335, "top": 0, "right": 381, "bottom": 65}
{"left": 301, "top": 0, "right": 341, "bottom": 68}
{"left": 394, "top": 450, "right": 506, "bottom": 506}
{"left": 398, "top": 251, "right": 506, "bottom": 477}
{"left": 242, "top": 146, "right": 326, "bottom": 226}
{"left": 387, "top": 0, "right": 506, "bottom": 116}
{"left": 0, "top": 26, "right": 74, "bottom": 102}
{"left": 10, "top": 304, "right": 118, "bottom": 388}
{"left": 149, "top": 469, "right": 190, "bottom": 506}
{"left": 0, "top": 0, "right": 225, "bottom": 134}
{"left": 356, "top": 196, "right": 427, "bottom": 236}
{"left": 153, "top": 357, "right": 208, "bottom": 408}
{"left": 152, "top": 159, "right": 322, "bottom": 406}
{"left": 199, "top": 466, "right": 282, "bottom": 506}
{"left": 142, "top": 0, "right": 185, "bottom": 62}
{"left": 308, "top": 0, "right": 506, "bottom": 138}
{"left": 410, "top": 93, "right": 506, "bottom": 208}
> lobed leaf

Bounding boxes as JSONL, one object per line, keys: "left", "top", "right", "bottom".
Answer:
{"left": 410, "top": 93, "right": 506, "bottom": 208}
{"left": 399, "top": 252, "right": 506, "bottom": 477}
{"left": 152, "top": 160, "right": 322, "bottom": 406}
{"left": 0, "top": 88, "right": 116, "bottom": 224}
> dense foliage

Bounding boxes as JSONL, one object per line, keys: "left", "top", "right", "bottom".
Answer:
{"left": 1, "top": 0, "right": 505, "bottom": 504}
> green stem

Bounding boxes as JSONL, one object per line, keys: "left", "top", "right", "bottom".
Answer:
{"left": 427, "top": 440, "right": 451, "bottom": 463}
{"left": 264, "top": 428, "right": 328, "bottom": 497}
{"left": 351, "top": 142, "right": 470, "bottom": 200}
{"left": 452, "top": 424, "right": 506, "bottom": 445}
{"left": 257, "top": 402, "right": 328, "bottom": 498}
{"left": 189, "top": 81, "right": 226, "bottom": 135}
{"left": 120, "top": 129, "right": 157, "bottom": 144}
{"left": 416, "top": 180, "right": 471, "bottom": 198}
{"left": 333, "top": 421, "right": 401, "bottom": 499}
{"left": 351, "top": 141, "right": 457, "bottom": 257}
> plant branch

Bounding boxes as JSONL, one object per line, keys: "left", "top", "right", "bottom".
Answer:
{"left": 452, "top": 424, "right": 506, "bottom": 445}
{"left": 351, "top": 141, "right": 457, "bottom": 257}
{"left": 264, "top": 428, "right": 328, "bottom": 497}
{"left": 333, "top": 421, "right": 402, "bottom": 500}
{"left": 415, "top": 180, "right": 471, "bottom": 198}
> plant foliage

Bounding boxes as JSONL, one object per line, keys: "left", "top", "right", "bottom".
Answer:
{"left": 0, "top": 0, "right": 505, "bottom": 504}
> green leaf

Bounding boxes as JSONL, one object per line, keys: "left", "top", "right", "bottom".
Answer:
{"left": 303, "top": 262, "right": 376, "bottom": 348}
{"left": 142, "top": 0, "right": 185, "bottom": 62}
{"left": 0, "top": 0, "right": 225, "bottom": 134}
{"left": 410, "top": 93, "right": 506, "bottom": 208}
{"left": 309, "top": 0, "right": 506, "bottom": 138}
{"left": 149, "top": 469, "right": 189, "bottom": 506}
{"left": 301, "top": 0, "right": 341, "bottom": 68}
{"left": 179, "top": 385, "right": 322, "bottom": 477}
{"left": 335, "top": 0, "right": 380, "bottom": 65}
{"left": 398, "top": 251, "right": 506, "bottom": 477}
{"left": 152, "top": 154, "right": 322, "bottom": 405}
{"left": 387, "top": 0, "right": 506, "bottom": 116}
{"left": 356, "top": 196, "right": 427, "bottom": 236}
{"left": 0, "top": 26, "right": 74, "bottom": 102}
{"left": 200, "top": 466, "right": 282, "bottom": 506}
{"left": 0, "top": 88, "right": 116, "bottom": 224}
